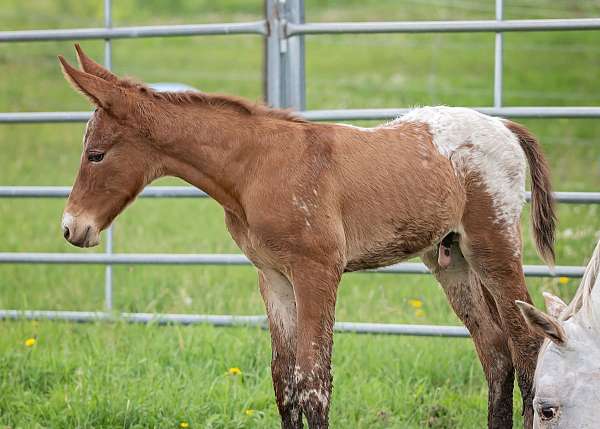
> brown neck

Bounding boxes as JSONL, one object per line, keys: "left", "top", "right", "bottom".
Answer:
{"left": 150, "top": 102, "right": 301, "bottom": 221}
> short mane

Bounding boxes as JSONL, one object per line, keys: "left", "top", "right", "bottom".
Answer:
{"left": 560, "top": 239, "right": 600, "bottom": 321}
{"left": 118, "top": 76, "right": 306, "bottom": 123}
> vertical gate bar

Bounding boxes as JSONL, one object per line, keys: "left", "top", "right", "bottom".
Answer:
{"left": 493, "top": 0, "right": 503, "bottom": 108}
{"left": 282, "top": 0, "right": 305, "bottom": 110}
{"left": 104, "top": 0, "right": 113, "bottom": 311}
{"left": 296, "top": 0, "right": 306, "bottom": 110}
{"left": 265, "top": 0, "right": 282, "bottom": 108}
{"left": 104, "top": 0, "right": 112, "bottom": 69}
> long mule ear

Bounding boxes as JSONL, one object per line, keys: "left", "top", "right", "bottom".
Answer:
{"left": 516, "top": 300, "right": 567, "bottom": 345}
{"left": 58, "top": 55, "right": 122, "bottom": 114}
{"left": 74, "top": 43, "right": 119, "bottom": 83}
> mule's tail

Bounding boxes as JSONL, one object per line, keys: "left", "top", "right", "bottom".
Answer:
{"left": 504, "top": 120, "right": 556, "bottom": 267}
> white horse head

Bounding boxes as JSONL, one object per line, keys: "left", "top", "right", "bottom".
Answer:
{"left": 516, "top": 239, "right": 600, "bottom": 429}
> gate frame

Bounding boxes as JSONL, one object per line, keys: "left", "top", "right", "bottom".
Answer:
{"left": 1, "top": 0, "right": 600, "bottom": 337}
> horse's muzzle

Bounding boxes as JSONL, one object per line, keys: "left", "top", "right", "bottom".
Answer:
{"left": 61, "top": 212, "right": 100, "bottom": 248}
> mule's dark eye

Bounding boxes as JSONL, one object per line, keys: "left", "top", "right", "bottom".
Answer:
{"left": 539, "top": 405, "right": 558, "bottom": 421}
{"left": 87, "top": 152, "right": 104, "bottom": 163}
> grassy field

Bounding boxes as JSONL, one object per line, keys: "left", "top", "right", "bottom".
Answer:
{"left": 1, "top": 0, "right": 600, "bottom": 427}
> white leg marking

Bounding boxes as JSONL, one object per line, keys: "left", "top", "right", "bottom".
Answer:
{"left": 262, "top": 269, "right": 296, "bottom": 341}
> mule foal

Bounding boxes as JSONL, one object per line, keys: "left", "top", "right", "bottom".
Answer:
{"left": 58, "top": 45, "right": 555, "bottom": 429}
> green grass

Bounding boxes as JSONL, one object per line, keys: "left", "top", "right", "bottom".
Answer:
{"left": 2, "top": 322, "right": 486, "bottom": 429}
{"left": 1, "top": 0, "right": 600, "bottom": 427}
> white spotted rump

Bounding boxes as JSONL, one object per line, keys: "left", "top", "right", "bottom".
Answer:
{"left": 396, "top": 106, "right": 527, "bottom": 224}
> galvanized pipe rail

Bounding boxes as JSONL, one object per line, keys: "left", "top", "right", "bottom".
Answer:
{"left": 4, "top": 106, "right": 600, "bottom": 124}
{"left": 0, "top": 21, "right": 267, "bottom": 42}
{"left": 2, "top": 186, "right": 600, "bottom": 204}
{"left": 0, "top": 310, "right": 470, "bottom": 337}
{"left": 285, "top": 18, "right": 600, "bottom": 35}
{"left": 300, "top": 107, "right": 600, "bottom": 122}
{"left": 0, "top": 253, "right": 586, "bottom": 278}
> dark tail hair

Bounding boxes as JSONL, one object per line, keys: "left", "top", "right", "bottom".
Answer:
{"left": 504, "top": 120, "right": 556, "bottom": 267}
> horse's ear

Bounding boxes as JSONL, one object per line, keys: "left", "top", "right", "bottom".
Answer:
{"left": 59, "top": 55, "right": 122, "bottom": 113}
{"left": 74, "top": 43, "right": 119, "bottom": 83}
{"left": 542, "top": 292, "right": 567, "bottom": 318}
{"left": 516, "top": 300, "right": 567, "bottom": 345}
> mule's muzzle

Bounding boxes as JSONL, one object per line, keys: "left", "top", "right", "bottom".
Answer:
{"left": 61, "top": 212, "right": 100, "bottom": 248}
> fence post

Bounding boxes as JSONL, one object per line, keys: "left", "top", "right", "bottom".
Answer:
{"left": 494, "top": 0, "right": 503, "bottom": 108}
{"left": 264, "top": 0, "right": 305, "bottom": 110}
{"left": 104, "top": 0, "right": 114, "bottom": 312}
{"left": 281, "top": 0, "right": 305, "bottom": 110}
{"left": 265, "top": 0, "right": 282, "bottom": 108}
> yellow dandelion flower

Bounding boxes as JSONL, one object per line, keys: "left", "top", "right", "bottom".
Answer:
{"left": 24, "top": 338, "right": 37, "bottom": 347}
{"left": 228, "top": 367, "right": 242, "bottom": 376}
{"left": 179, "top": 422, "right": 189, "bottom": 428}
{"left": 415, "top": 309, "right": 426, "bottom": 318}
{"left": 244, "top": 409, "right": 255, "bottom": 416}
{"left": 408, "top": 299, "right": 423, "bottom": 309}
{"left": 558, "top": 277, "right": 569, "bottom": 285}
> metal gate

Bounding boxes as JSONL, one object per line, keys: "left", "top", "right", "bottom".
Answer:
{"left": 1, "top": 0, "right": 600, "bottom": 337}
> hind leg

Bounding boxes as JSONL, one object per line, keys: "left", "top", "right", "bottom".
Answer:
{"left": 461, "top": 199, "right": 541, "bottom": 428}
{"left": 461, "top": 229, "right": 539, "bottom": 429}
{"left": 423, "top": 244, "right": 514, "bottom": 429}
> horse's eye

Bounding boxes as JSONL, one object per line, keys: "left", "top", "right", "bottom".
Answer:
{"left": 87, "top": 152, "right": 104, "bottom": 163}
{"left": 539, "top": 405, "right": 558, "bottom": 421}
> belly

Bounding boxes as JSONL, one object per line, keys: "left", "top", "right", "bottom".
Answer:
{"left": 344, "top": 224, "right": 446, "bottom": 272}
{"left": 345, "top": 246, "right": 422, "bottom": 272}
